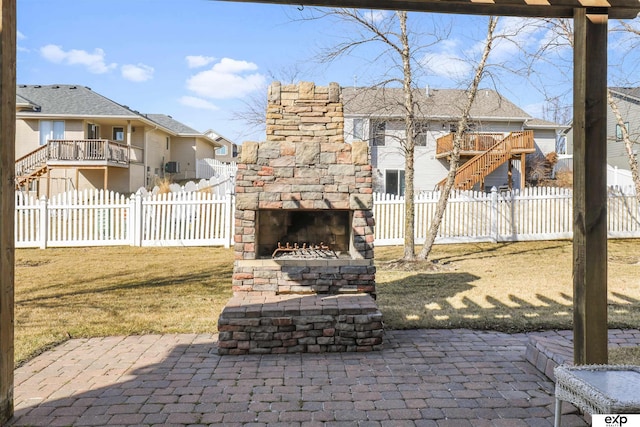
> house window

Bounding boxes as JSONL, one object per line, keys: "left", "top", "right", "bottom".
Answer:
{"left": 353, "top": 118, "right": 364, "bottom": 140}
{"left": 372, "top": 121, "right": 386, "bottom": 146}
{"left": 87, "top": 123, "right": 100, "bottom": 139}
{"left": 166, "top": 137, "right": 170, "bottom": 150}
{"left": 616, "top": 122, "right": 629, "bottom": 141}
{"left": 39, "top": 120, "right": 65, "bottom": 145}
{"left": 216, "top": 145, "right": 228, "bottom": 156}
{"left": 112, "top": 127, "right": 125, "bottom": 142}
{"left": 415, "top": 123, "right": 428, "bottom": 147}
{"left": 385, "top": 169, "right": 405, "bottom": 196}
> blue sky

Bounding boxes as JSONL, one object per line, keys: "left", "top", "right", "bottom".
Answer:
{"left": 17, "top": 1, "right": 640, "bottom": 144}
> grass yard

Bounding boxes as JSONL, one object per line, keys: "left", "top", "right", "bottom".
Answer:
{"left": 376, "top": 239, "right": 640, "bottom": 332}
{"left": 14, "top": 240, "right": 640, "bottom": 365}
{"left": 15, "top": 246, "right": 234, "bottom": 364}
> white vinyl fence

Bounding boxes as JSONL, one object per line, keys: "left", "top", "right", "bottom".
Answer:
{"left": 14, "top": 186, "right": 640, "bottom": 249}
{"left": 195, "top": 158, "right": 237, "bottom": 196}
{"left": 374, "top": 186, "right": 640, "bottom": 245}
{"left": 15, "top": 189, "right": 234, "bottom": 249}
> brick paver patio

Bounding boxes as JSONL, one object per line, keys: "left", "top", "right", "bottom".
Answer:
{"left": 7, "top": 329, "right": 605, "bottom": 426}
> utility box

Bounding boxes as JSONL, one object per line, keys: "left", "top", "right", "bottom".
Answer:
{"left": 164, "top": 161, "right": 180, "bottom": 174}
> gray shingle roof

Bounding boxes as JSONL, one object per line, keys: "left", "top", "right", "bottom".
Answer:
{"left": 145, "top": 114, "right": 201, "bottom": 135}
{"left": 16, "top": 93, "right": 38, "bottom": 108}
{"left": 16, "top": 84, "right": 217, "bottom": 145}
{"left": 16, "top": 84, "right": 139, "bottom": 117}
{"left": 610, "top": 87, "right": 640, "bottom": 102}
{"left": 342, "top": 87, "right": 532, "bottom": 120}
{"left": 525, "top": 118, "right": 569, "bottom": 129}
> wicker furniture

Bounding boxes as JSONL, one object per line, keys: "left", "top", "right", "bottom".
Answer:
{"left": 554, "top": 365, "right": 640, "bottom": 427}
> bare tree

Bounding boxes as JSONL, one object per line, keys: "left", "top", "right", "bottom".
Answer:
{"left": 398, "top": 11, "right": 418, "bottom": 260}
{"left": 524, "top": 17, "right": 640, "bottom": 201}
{"left": 417, "top": 16, "right": 499, "bottom": 260}
{"left": 298, "top": 8, "right": 445, "bottom": 260}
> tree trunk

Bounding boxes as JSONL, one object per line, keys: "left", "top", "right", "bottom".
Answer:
{"left": 418, "top": 16, "right": 498, "bottom": 261}
{"left": 399, "top": 11, "right": 416, "bottom": 261}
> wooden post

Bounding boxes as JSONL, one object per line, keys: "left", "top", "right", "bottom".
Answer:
{"left": 0, "top": 0, "right": 16, "bottom": 423}
{"left": 572, "top": 7, "right": 608, "bottom": 365}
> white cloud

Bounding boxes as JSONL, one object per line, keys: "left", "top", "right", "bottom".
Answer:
{"left": 186, "top": 57, "right": 266, "bottom": 99}
{"left": 40, "top": 44, "right": 117, "bottom": 74}
{"left": 17, "top": 31, "right": 29, "bottom": 52}
{"left": 213, "top": 57, "right": 259, "bottom": 74}
{"left": 121, "top": 63, "right": 154, "bottom": 82}
{"left": 523, "top": 101, "right": 545, "bottom": 119}
{"left": 186, "top": 55, "right": 216, "bottom": 68}
{"left": 489, "top": 17, "right": 544, "bottom": 62}
{"left": 40, "top": 45, "right": 66, "bottom": 62}
{"left": 363, "top": 9, "right": 388, "bottom": 23}
{"left": 179, "top": 96, "right": 219, "bottom": 111}
{"left": 422, "top": 52, "right": 472, "bottom": 81}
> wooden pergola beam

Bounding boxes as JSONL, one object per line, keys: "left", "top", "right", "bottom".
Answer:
{"left": 0, "top": 0, "right": 16, "bottom": 424}
{"left": 221, "top": 0, "right": 640, "bottom": 18}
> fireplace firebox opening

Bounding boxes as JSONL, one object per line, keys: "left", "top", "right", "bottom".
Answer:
{"left": 256, "top": 209, "right": 353, "bottom": 259}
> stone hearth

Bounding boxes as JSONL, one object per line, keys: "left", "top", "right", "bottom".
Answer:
{"left": 218, "top": 293, "right": 384, "bottom": 355}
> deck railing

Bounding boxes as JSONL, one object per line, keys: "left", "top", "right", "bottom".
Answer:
{"left": 436, "top": 132, "right": 504, "bottom": 155}
{"left": 47, "top": 139, "right": 129, "bottom": 164}
{"left": 436, "top": 131, "right": 534, "bottom": 156}
{"left": 15, "top": 145, "right": 48, "bottom": 177}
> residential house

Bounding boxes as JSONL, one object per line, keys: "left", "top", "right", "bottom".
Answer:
{"left": 145, "top": 114, "right": 220, "bottom": 182}
{"left": 205, "top": 129, "right": 240, "bottom": 164}
{"left": 588, "top": 87, "right": 638, "bottom": 171}
{"left": 559, "top": 87, "right": 640, "bottom": 189}
{"left": 342, "top": 86, "right": 567, "bottom": 194}
{"left": 15, "top": 84, "right": 221, "bottom": 196}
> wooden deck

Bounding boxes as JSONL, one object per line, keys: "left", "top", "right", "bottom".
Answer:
{"left": 435, "top": 131, "right": 535, "bottom": 190}
{"left": 15, "top": 140, "right": 131, "bottom": 191}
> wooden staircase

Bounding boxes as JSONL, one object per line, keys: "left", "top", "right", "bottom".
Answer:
{"left": 15, "top": 145, "right": 48, "bottom": 190}
{"left": 436, "top": 131, "right": 533, "bottom": 190}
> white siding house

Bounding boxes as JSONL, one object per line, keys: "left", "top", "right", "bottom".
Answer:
{"left": 15, "top": 85, "right": 221, "bottom": 195}
{"left": 343, "top": 87, "right": 567, "bottom": 194}
{"left": 606, "top": 87, "right": 640, "bottom": 171}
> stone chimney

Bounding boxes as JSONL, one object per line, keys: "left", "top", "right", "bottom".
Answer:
{"left": 266, "top": 81, "right": 344, "bottom": 143}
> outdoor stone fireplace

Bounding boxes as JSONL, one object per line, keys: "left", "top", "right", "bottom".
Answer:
{"left": 217, "top": 82, "right": 383, "bottom": 355}
{"left": 231, "top": 81, "right": 376, "bottom": 296}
